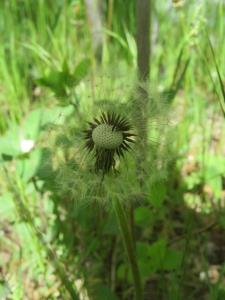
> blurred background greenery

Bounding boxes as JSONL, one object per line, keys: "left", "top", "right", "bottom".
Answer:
{"left": 0, "top": 0, "right": 225, "bottom": 299}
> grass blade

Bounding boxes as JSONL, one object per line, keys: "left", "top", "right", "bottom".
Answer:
{"left": 206, "top": 31, "right": 225, "bottom": 116}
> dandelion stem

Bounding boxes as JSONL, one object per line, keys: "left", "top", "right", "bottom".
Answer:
{"left": 113, "top": 197, "right": 143, "bottom": 300}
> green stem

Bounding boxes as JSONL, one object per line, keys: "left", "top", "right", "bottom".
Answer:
{"left": 113, "top": 197, "right": 143, "bottom": 300}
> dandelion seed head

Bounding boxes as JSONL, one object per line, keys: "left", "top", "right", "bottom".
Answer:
{"left": 84, "top": 111, "right": 136, "bottom": 175}
{"left": 38, "top": 71, "right": 176, "bottom": 207}
{"left": 92, "top": 124, "right": 123, "bottom": 149}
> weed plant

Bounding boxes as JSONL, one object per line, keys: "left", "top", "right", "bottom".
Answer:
{"left": 0, "top": 1, "right": 225, "bottom": 299}
{"left": 32, "top": 72, "right": 176, "bottom": 299}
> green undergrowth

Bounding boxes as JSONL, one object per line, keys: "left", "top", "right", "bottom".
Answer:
{"left": 0, "top": 1, "right": 225, "bottom": 299}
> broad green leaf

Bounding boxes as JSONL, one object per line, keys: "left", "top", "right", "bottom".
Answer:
{"left": 148, "top": 239, "right": 167, "bottom": 269}
{"left": 134, "top": 207, "right": 152, "bottom": 228}
{"left": 40, "top": 106, "right": 73, "bottom": 126}
{"left": 137, "top": 242, "right": 155, "bottom": 277}
{"left": 137, "top": 242, "right": 150, "bottom": 260}
{"left": 139, "top": 259, "right": 155, "bottom": 278}
{"left": 16, "top": 149, "right": 42, "bottom": 182}
{"left": 0, "top": 125, "right": 21, "bottom": 157}
{"left": 162, "top": 249, "right": 183, "bottom": 270}
{"left": 137, "top": 240, "right": 167, "bottom": 277}
{"left": 23, "top": 109, "right": 42, "bottom": 140}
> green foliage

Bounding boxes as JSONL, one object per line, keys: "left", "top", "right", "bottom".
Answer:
{"left": 0, "top": 1, "right": 225, "bottom": 299}
{"left": 93, "top": 284, "right": 119, "bottom": 300}
{"left": 206, "top": 33, "right": 225, "bottom": 116}
{"left": 0, "top": 281, "right": 10, "bottom": 299}
{"left": 38, "top": 59, "right": 90, "bottom": 103}
{"left": 0, "top": 192, "right": 15, "bottom": 221}
{"left": 134, "top": 207, "right": 153, "bottom": 228}
{"left": 137, "top": 239, "right": 182, "bottom": 279}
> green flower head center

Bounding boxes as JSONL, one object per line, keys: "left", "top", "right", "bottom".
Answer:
{"left": 92, "top": 124, "right": 123, "bottom": 149}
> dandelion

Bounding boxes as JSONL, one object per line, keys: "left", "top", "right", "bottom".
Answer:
{"left": 39, "top": 75, "right": 173, "bottom": 203}
{"left": 84, "top": 111, "right": 136, "bottom": 176}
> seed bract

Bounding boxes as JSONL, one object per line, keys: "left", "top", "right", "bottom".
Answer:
{"left": 84, "top": 111, "right": 135, "bottom": 175}
{"left": 92, "top": 124, "right": 123, "bottom": 149}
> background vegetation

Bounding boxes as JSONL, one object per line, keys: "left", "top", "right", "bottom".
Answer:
{"left": 0, "top": 0, "right": 225, "bottom": 299}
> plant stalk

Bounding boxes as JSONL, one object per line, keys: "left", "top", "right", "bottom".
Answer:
{"left": 135, "top": 0, "right": 151, "bottom": 181}
{"left": 113, "top": 197, "right": 143, "bottom": 300}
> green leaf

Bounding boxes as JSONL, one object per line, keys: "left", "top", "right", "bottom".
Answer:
{"left": 0, "top": 192, "right": 15, "bottom": 221}
{"left": 73, "top": 58, "right": 90, "bottom": 85}
{"left": 137, "top": 242, "right": 155, "bottom": 277}
{"left": 16, "top": 149, "right": 42, "bottom": 182}
{"left": 162, "top": 249, "right": 183, "bottom": 270}
{"left": 94, "top": 284, "right": 119, "bottom": 300}
{"left": 134, "top": 207, "right": 152, "bottom": 228}
{"left": 207, "top": 32, "right": 225, "bottom": 117}
{"left": 148, "top": 239, "right": 167, "bottom": 266}
{"left": 139, "top": 259, "right": 154, "bottom": 278}
{"left": 148, "top": 181, "right": 167, "bottom": 208}
{"left": 38, "top": 59, "right": 89, "bottom": 105}
{"left": 0, "top": 106, "right": 73, "bottom": 161}
{"left": 1, "top": 154, "right": 13, "bottom": 161}
{"left": 202, "top": 155, "right": 224, "bottom": 199}
{"left": 0, "top": 281, "right": 10, "bottom": 299}
{"left": 117, "top": 263, "right": 127, "bottom": 281}
{"left": 40, "top": 106, "right": 73, "bottom": 126}
{"left": 137, "top": 240, "right": 167, "bottom": 277}
{"left": 38, "top": 69, "right": 68, "bottom": 97}
{"left": 23, "top": 109, "right": 42, "bottom": 140}
{"left": 137, "top": 240, "right": 182, "bottom": 278}
{"left": 0, "top": 125, "right": 21, "bottom": 157}
{"left": 207, "top": 176, "right": 222, "bottom": 199}
{"left": 137, "top": 242, "right": 150, "bottom": 260}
